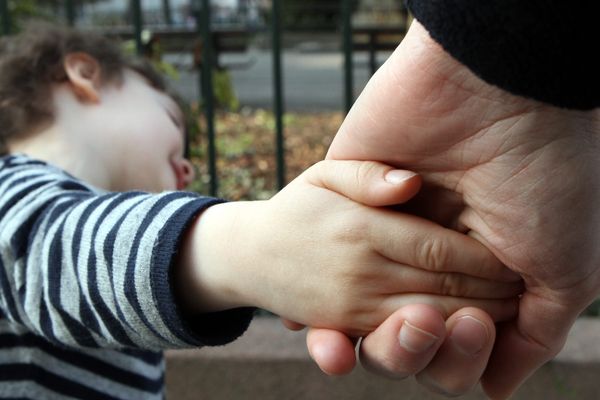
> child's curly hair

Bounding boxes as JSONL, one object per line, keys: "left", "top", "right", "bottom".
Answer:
{"left": 0, "top": 22, "right": 170, "bottom": 155}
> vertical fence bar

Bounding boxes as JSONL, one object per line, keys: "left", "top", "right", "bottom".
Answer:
{"left": 341, "top": 0, "right": 354, "bottom": 113}
{"left": 65, "top": 0, "right": 76, "bottom": 26}
{"left": 0, "top": 0, "right": 10, "bottom": 36}
{"left": 271, "top": 0, "right": 285, "bottom": 190}
{"left": 198, "top": 0, "right": 218, "bottom": 196}
{"left": 131, "top": 0, "right": 143, "bottom": 54}
{"left": 162, "top": 0, "right": 173, "bottom": 26}
{"left": 368, "top": 31, "right": 377, "bottom": 76}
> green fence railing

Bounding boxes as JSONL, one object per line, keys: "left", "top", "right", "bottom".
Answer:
{"left": 271, "top": 0, "right": 285, "bottom": 191}
{"left": 65, "top": 0, "right": 76, "bottom": 27}
{"left": 195, "top": 0, "right": 218, "bottom": 196}
{"left": 341, "top": 0, "right": 354, "bottom": 115}
{"left": 0, "top": 0, "right": 10, "bottom": 35}
{"left": 131, "top": 0, "right": 144, "bottom": 55}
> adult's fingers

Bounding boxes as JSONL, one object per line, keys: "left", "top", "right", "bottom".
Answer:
{"left": 303, "top": 160, "right": 422, "bottom": 207}
{"left": 307, "top": 328, "right": 359, "bottom": 375}
{"left": 416, "top": 308, "right": 495, "bottom": 396}
{"left": 359, "top": 304, "right": 446, "bottom": 379}
{"left": 307, "top": 304, "right": 500, "bottom": 390}
{"left": 305, "top": 304, "right": 447, "bottom": 377}
{"left": 378, "top": 293, "right": 517, "bottom": 329}
{"left": 481, "top": 292, "right": 580, "bottom": 399}
{"left": 281, "top": 318, "right": 305, "bottom": 331}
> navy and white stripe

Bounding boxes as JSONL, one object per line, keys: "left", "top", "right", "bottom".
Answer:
{"left": 0, "top": 155, "right": 254, "bottom": 399}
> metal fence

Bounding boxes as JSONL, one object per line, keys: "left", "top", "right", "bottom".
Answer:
{"left": 0, "top": 0, "right": 407, "bottom": 197}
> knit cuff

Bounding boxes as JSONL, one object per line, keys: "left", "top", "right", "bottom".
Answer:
{"left": 151, "top": 195, "right": 255, "bottom": 347}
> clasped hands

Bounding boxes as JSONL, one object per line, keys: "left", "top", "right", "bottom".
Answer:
{"left": 281, "top": 20, "right": 600, "bottom": 399}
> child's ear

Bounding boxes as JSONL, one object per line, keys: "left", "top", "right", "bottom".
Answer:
{"left": 63, "top": 53, "right": 102, "bottom": 103}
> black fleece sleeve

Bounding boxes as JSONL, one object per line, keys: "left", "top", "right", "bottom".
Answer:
{"left": 405, "top": 0, "right": 599, "bottom": 110}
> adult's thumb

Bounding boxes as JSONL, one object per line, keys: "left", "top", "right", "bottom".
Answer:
{"left": 304, "top": 160, "right": 421, "bottom": 206}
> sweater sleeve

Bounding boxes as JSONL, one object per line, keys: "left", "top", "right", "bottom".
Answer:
{"left": 405, "top": 0, "right": 600, "bottom": 110}
{"left": 0, "top": 155, "right": 254, "bottom": 350}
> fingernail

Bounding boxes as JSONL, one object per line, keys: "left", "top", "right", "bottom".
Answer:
{"left": 450, "top": 316, "right": 489, "bottom": 356}
{"left": 385, "top": 170, "right": 417, "bottom": 184}
{"left": 398, "top": 320, "right": 439, "bottom": 353}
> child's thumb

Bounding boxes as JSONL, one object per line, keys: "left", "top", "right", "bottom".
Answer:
{"left": 305, "top": 160, "right": 421, "bottom": 206}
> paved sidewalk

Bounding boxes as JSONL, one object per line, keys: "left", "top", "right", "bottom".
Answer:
{"left": 166, "top": 317, "right": 600, "bottom": 400}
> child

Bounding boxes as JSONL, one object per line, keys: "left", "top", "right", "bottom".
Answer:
{"left": 0, "top": 24, "right": 521, "bottom": 399}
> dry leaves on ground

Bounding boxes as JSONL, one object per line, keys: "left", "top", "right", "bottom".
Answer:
{"left": 188, "top": 109, "right": 343, "bottom": 200}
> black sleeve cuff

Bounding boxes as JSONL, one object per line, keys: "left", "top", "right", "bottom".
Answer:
{"left": 406, "top": 0, "right": 600, "bottom": 110}
{"left": 152, "top": 194, "right": 255, "bottom": 347}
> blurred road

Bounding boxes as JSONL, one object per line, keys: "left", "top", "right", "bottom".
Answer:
{"left": 165, "top": 49, "right": 393, "bottom": 112}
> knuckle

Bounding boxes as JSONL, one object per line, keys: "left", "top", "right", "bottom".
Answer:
{"left": 419, "top": 236, "right": 451, "bottom": 271}
{"left": 354, "top": 161, "right": 380, "bottom": 189}
{"left": 439, "top": 273, "right": 455, "bottom": 296}
{"left": 438, "top": 273, "right": 466, "bottom": 297}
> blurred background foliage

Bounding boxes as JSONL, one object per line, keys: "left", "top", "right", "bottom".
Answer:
{"left": 4, "top": 0, "right": 102, "bottom": 30}
{"left": 280, "top": 0, "right": 356, "bottom": 30}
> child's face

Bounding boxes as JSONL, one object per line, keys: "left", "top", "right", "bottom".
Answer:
{"left": 93, "top": 70, "right": 195, "bottom": 192}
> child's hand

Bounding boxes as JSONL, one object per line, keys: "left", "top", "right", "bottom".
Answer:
{"left": 178, "top": 161, "right": 521, "bottom": 337}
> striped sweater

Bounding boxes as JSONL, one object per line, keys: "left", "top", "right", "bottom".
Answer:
{"left": 0, "top": 155, "right": 254, "bottom": 399}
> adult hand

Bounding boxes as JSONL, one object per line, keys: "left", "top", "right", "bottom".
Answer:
{"left": 303, "top": 20, "right": 600, "bottom": 398}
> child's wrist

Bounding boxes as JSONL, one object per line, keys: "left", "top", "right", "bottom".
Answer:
{"left": 175, "top": 201, "right": 259, "bottom": 314}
